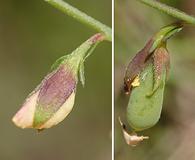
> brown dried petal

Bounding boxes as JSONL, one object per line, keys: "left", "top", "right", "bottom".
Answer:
{"left": 151, "top": 45, "right": 170, "bottom": 95}
{"left": 118, "top": 117, "right": 149, "bottom": 146}
{"left": 124, "top": 39, "right": 154, "bottom": 94}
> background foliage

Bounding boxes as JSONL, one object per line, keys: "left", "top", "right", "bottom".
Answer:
{"left": 0, "top": 0, "right": 111, "bottom": 159}
{"left": 115, "top": 0, "right": 195, "bottom": 159}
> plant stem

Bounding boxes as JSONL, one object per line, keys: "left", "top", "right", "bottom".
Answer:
{"left": 44, "top": 0, "right": 112, "bottom": 41}
{"left": 137, "top": 0, "right": 195, "bottom": 25}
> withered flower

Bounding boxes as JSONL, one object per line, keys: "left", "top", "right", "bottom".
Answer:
{"left": 118, "top": 117, "right": 148, "bottom": 147}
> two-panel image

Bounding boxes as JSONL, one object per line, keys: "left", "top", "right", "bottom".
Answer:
{"left": 1, "top": 0, "right": 195, "bottom": 159}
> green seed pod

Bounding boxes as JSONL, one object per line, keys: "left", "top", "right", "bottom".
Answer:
{"left": 127, "top": 50, "right": 167, "bottom": 131}
{"left": 121, "top": 23, "right": 183, "bottom": 146}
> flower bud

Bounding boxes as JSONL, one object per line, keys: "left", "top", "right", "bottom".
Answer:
{"left": 12, "top": 33, "right": 104, "bottom": 130}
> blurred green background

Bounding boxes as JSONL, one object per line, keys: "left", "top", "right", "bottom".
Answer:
{"left": 115, "top": 0, "right": 195, "bottom": 160}
{"left": 0, "top": 0, "right": 111, "bottom": 160}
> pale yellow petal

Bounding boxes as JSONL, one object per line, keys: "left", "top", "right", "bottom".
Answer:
{"left": 12, "top": 90, "right": 39, "bottom": 129}
{"left": 132, "top": 75, "right": 140, "bottom": 87}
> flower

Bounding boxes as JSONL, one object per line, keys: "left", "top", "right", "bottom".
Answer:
{"left": 12, "top": 33, "right": 104, "bottom": 130}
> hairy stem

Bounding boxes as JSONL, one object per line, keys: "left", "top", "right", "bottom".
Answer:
{"left": 44, "top": 0, "right": 112, "bottom": 41}
{"left": 137, "top": 0, "right": 195, "bottom": 25}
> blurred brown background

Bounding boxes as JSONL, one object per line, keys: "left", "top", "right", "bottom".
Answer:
{"left": 115, "top": 0, "right": 195, "bottom": 160}
{"left": 0, "top": 0, "right": 111, "bottom": 160}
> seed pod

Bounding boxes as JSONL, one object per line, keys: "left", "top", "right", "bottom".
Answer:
{"left": 121, "top": 23, "right": 183, "bottom": 146}
{"left": 127, "top": 46, "right": 169, "bottom": 131}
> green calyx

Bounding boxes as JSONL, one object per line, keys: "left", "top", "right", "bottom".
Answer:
{"left": 33, "top": 106, "right": 52, "bottom": 128}
{"left": 51, "top": 33, "right": 104, "bottom": 86}
{"left": 150, "top": 22, "right": 183, "bottom": 52}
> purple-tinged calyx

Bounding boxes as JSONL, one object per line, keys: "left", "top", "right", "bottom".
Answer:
{"left": 124, "top": 22, "right": 183, "bottom": 95}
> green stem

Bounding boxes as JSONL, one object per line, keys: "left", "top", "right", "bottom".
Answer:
{"left": 137, "top": 0, "right": 195, "bottom": 25}
{"left": 44, "top": 0, "right": 112, "bottom": 41}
